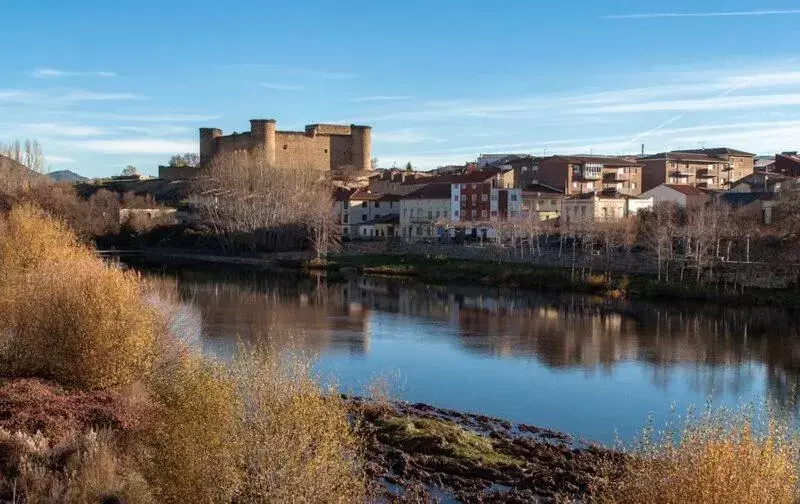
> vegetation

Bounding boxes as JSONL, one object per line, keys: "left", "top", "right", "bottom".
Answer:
{"left": 0, "top": 138, "right": 45, "bottom": 173}
{"left": 0, "top": 203, "right": 366, "bottom": 503}
{"left": 601, "top": 408, "right": 800, "bottom": 504}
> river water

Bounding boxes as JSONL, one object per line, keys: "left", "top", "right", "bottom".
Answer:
{"left": 150, "top": 266, "right": 800, "bottom": 443}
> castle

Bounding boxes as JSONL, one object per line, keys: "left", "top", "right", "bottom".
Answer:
{"left": 201, "top": 119, "right": 371, "bottom": 172}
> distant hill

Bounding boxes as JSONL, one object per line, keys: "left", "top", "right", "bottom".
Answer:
{"left": 0, "top": 154, "right": 43, "bottom": 182}
{"left": 48, "top": 170, "right": 89, "bottom": 183}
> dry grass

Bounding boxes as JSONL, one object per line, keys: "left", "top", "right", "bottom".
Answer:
{"left": 0, "top": 205, "right": 158, "bottom": 390}
{"left": 600, "top": 408, "right": 800, "bottom": 504}
{"left": 231, "top": 347, "right": 367, "bottom": 504}
{"left": 0, "top": 428, "right": 153, "bottom": 504}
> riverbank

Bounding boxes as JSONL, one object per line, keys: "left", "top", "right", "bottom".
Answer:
{"left": 302, "top": 253, "right": 800, "bottom": 307}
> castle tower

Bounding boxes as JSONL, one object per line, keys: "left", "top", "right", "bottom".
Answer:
{"left": 199, "top": 127, "right": 222, "bottom": 167}
{"left": 250, "top": 119, "right": 277, "bottom": 166}
{"left": 350, "top": 125, "right": 372, "bottom": 172}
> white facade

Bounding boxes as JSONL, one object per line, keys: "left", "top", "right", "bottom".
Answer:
{"left": 400, "top": 195, "right": 451, "bottom": 241}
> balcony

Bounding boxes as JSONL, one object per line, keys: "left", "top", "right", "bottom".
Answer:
{"left": 696, "top": 169, "right": 716, "bottom": 179}
{"left": 670, "top": 170, "right": 692, "bottom": 178}
{"left": 603, "top": 172, "right": 630, "bottom": 183}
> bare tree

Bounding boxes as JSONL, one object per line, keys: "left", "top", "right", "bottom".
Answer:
{"left": 122, "top": 165, "right": 139, "bottom": 177}
{"left": 1, "top": 139, "right": 45, "bottom": 173}
{"left": 190, "top": 151, "right": 337, "bottom": 256}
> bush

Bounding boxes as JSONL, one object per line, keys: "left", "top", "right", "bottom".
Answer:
{"left": 0, "top": 205, "right": 158, "bottom": 390}
{"left": 601, "top": 409, "right": 800, "bottom": 504}
{"left": 142, "top": 356, "right": 242, "bottom": 504}
{"left": 232, "top": 348, "right": 367, "bottom": 504}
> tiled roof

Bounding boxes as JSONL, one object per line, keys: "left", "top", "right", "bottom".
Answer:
{"left": 640, "top": 152, "right": 726, "bottom": 163}
{"left": 673, "top": 147, "right": 756, "bottom": 157}
{"left": 662, "top": 184, "right": 708, "bottom": 196}
{"left": 349, "top": 190, "right": 384, "bottom": 201}
{"left": 407, "top": 169, "right": 502, "bottom": 186}
{"left": 402, "top": 184, "right": 452, "bottom": 200}
{"left": 550, "top": 155, "right": 642, "bottom": 167}
{"left": 719, "top": 192, "right": 769, "bottom": 208}
{"left": 522, "top": 182, "right": 564, "bottom": 194}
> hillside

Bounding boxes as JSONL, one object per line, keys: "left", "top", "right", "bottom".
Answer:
{"left": 48, "top": 170, "right": 89, "bottom": 183}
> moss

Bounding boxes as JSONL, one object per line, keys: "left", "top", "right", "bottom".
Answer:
{"left": 376, "top": 416, "right": 523, "bottom": 467}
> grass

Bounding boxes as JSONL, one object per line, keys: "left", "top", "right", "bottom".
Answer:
{"left": 309, "top": 253, "right": 799, "bottom": 306}
{"left": 376, "top": 415, "right": 523, "bottom": 467}
{"left": 600, "top": 408, "right": 800, "bottom": 504}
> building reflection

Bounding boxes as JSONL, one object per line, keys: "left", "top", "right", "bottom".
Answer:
{"left": 163, "top": 268, "right": 800, "bottom": 417}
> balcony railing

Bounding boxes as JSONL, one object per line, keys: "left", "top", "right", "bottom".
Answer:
{"left": 696, "top": 169, "right": 716, "bottom": 179}
{"left": 670, "top": 170, "right": 692, "bottom": 178}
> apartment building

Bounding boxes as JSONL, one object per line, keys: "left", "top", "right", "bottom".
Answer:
{"left": 639, "top": 184, "right": 711, "bottom": 208}
{"left": 399, "top": 184, "right": 451, "bottom": 241}
{"left": 561, "top": 193, "right": 653, "bottom": 225}
{"left": 639, "top": 148, "right": 755, "bottom": 192}
{"left": 334, "top": 189, "right": 400, "bottom": 238}
{"left": 368, "top": 169, "right": 435, "bottom": 195}
{"left": 536, "top": 155, "right": 643, "bottom": 196}
{"left": 448, "top": 170, "right": 520, "bottom": 224}
{"left": 520, "top": 183, "right": 564, "bottom": 221}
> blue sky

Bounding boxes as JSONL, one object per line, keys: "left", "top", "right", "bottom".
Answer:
{"left": 1, "top": 0, "right": 799, "bottom": 177}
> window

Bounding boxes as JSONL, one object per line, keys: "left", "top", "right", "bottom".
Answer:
{"left": 491, "top": 193, "right": 497, "bottom": 201}
{"left": 472, "top": 194, "right": 477, "bottom": 202}
{"left": 283, "top": 144, "right": 288, "bottom": 150}
{"left": 510, "top": 211, "right": 517, "bottom": 217}
{"left": 631, "top": 182, "right": 636, "bottom": 189}
{"left": 471, "top": 183, "right": 477, "bottom": 189}
{"left": 344, "top": 201, "right": 349, "bottom": 209}
{"left": 361, "top": 201, "right": 367, "bottom": 208}
{"left": 491, "top": 210, "right": 498, "bottom": 217}
{"left": 550, "top": 199, "right": 556, "bottom": 205}
{"left": 454, "top": 195, "right": 458, "bottom": 202}
{"left": 403, "top": 208, "right": 407, "bottom": 216}
{"left": 444, "top": 210, "right": 448, "bottom": 217}
{"left": 344, "top": 214, "right": 349, "bottom": 223}
{"left": 454, "top": 210, "right": 459, "bottom": 217}
{"left": 375, "top": 201, "right": 380, "bottom": 208}
{"left": 481, "top": 210, "right": 487, "bottom": 218}
{"left": 324, "top": 148, "right": 328, "bottom": 153}
{"left": 460, "top": 194, "right": 466, "bottom": 202}
{"left": 471, "top": 210, "right": 477, "bottom": 218}
{"left": 375, "top": 214, "right": 380, "bottom": 219}
{"left": 481, "top": 194, "right": 488, "bottom": 202}
{"left": 435, "top": 210, "right": 440, "bottom": 218}
{"left": 362, "top": 215, "right": 367, "bottom": 221}
{"left": 511, "top": 194, "right": 518, "bottom": 201}
{"left": 522, "top": 166, "right": 528, "bottom": 172}
{"left": 428, "top": 210, "right": 433, "bottom": 219}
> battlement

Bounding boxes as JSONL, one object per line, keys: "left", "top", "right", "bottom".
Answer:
{"left": 199, "top": 118, "right": 371, "bottom": 174}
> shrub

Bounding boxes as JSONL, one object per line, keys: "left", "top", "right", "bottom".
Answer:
{"left": 1, "top": 428, "right": 153, "bottom": 504}
{"left": 232, "top": 348, "right": 367, "bottom": 504}
{"left": 0, "top": 205, "right": 158, "bottom": 390}
{"left": 601, "top": 409, "right": 800, "bottom": 504}
{"left": 142, "top": 356, "right": 242, "bottom": 504}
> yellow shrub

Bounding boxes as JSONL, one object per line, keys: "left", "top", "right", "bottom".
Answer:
{"left": 602, "top": 411, "right": 800, "bottom": 504}
{"left": 232, "top": 349, "right": 367, "bottom": 504}
{"left": 143, "top": 356, "right": 242, "bottom": 504}
{"left": 0, "top": 206, "right": 158, "bottom": 390}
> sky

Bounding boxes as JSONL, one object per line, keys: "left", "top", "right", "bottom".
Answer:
{"left": 1, "top": 0, "right": 799, "bottom": 177}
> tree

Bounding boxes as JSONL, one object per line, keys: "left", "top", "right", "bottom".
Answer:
{"left": 370, "top": 157, "right": 379, "bottom": 170}
{"left": 0, "top": 138, "right": 45, "bottom": 173}
{"left": 405, "top": 162, "right": 413, "bottom": 172}
{"left": 169, "top": 153, "right": 200, "bottom": 168}
{"left": 122, "top": 165, "right": 138, "bottom": 177}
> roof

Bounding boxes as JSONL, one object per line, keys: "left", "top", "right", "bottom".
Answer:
{"left": 662, "top": 184, "right": 708, "bottom": 196}
{"left": 402, "top": 184, "right": 452, "bottom": 200}
{"left": 639, "top": 152, "right": 726, "bottom": 163}
{"left": 359, "top": 214, "right": 400, "bottom": 225}
{"left": 673, "top": 147, "right": 756, "bottom": 157}
{"left": 522, "top": 182, "right": 564, "bottom": 195}
{"left": 349, "top": 189, "right": 384, "bottom": 201}
{"left": 719, "top": 192, "right": 769, "bottom": 208}
{"left": 549, "top": 155, "right": 641, "bottom": 167}
{"left": 731, "top": 171, "right": 792, "bottom": 188}
{"left": 408, "top": 169, "right": 502, "bottom": 186}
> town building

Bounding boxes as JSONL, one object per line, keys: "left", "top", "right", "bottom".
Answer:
{"left": 561, "top": 193, "right": 653, "bottom": 225}
{"left": 520, "top": 183, "right": 564, "bottom": 221}
{"left": 334, "top": 189, "right": 399, "bottom": 238}
{"left": 773, "top": 152, "right": 800, "bottom": 177}
{"left": 536, "top": 155, "right": 643, "bottom": 196}
{"left": 399, "top": 184, "right": 452, "bottom": 241}
{"left": 638, "top": 148, "right": 755, "bottom": 192}
{"left": 477, "top": 153, "right": 527, "bottom": 167}
{"left": 368, "top": 169, "right": 435, "bottom": 195}
{"left": 638, "top": 184, "right": 711, "bottom": 208}
{"left": 718, "top": 192, "right": 774, "bottom": 224}
{"left": 728, "top": 171, "right": 793, "bottom": 193}
{"left": 448, "top": 170, "right": 520, "bottom": 224}
{"left": 485, "top": 155, "right": 544, "bottom": 189}
{"left": 191, "top": 118, "right": 371, "bottom": 179}
{"left": 357, "top": 214, "right": 399, "bottom": 239}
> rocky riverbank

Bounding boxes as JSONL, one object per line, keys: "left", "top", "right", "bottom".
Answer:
{"left": 350, "top": 397, "right": 622, "bottom": 503}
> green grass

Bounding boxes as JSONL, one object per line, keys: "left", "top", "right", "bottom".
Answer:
{"left": 376, "top": 416, "right": 523, "bottom": 467}
{"left": 306, "top": 253, "right": 800, "bottom": 307}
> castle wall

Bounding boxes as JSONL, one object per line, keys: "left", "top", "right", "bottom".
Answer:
{"left": 199, "top": 119, "right": 371, "bottom": 174}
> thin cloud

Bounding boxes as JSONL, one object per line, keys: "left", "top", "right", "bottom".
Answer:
{"left": 20, "top": 123, "right": 107, "bottom": 137}
{"left": 32, "top": 67, "right": 116, "bottom": 78}
{"left": 261, "top": 82, "right": 305, "bottom": 91}
{"left": 374, "top": 128, "right": 446, "bottom": 144}
{"left": 46, "top": 155, "right": 77, "bottom": 164}
{"left": 604, "top": 9, "right": 800, "bottom": 20}
{"left": 57, "top": 91, "right": 145, "bottom": 102}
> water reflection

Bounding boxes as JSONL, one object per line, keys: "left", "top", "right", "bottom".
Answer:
{"left": 155, "top": 267, "right": 800, "bottom": 442}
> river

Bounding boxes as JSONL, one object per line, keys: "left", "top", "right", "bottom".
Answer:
{"left": 146, "top": 265, "right": 800, "bottom": 443}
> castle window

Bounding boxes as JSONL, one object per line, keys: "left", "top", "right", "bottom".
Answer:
{"left": 324, "top": 149, "right": 328, "bottom": 153}
{"left": 283, "top": 144, "right": 288, "bottom": 150}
